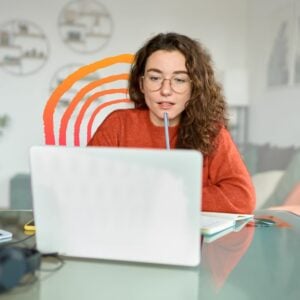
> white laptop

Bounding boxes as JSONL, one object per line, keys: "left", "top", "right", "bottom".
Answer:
{"left": 29, "top": 146, "right": 203, "bottom": 266}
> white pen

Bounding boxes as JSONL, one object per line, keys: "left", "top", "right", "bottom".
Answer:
{"left": 163, "top": 112, "right": 170, "bottom": 150}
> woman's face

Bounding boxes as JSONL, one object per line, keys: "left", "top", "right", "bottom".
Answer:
{"left": 140, "top": 50, "right": 192, "bottom": 127}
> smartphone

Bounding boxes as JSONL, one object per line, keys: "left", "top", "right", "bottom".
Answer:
{"left": 0, "top": 229, "right": 13, "bottom": 241}
{"left": 24, "top": 219, "right": 36, "bottom": 231}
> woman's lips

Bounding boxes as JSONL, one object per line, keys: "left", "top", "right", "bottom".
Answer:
{"left": 157, "top": 101, "right": 174, "bottom": 109}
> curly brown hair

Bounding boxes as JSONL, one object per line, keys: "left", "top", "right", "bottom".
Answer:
{"left": 128, "top": 32, "right": 228, "bottom": 155}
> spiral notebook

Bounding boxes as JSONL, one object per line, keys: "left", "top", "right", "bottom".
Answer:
{"left": 200, "top": 212, "right": 253, "bottom": 236}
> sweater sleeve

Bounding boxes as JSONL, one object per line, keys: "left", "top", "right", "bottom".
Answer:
{"left": 202, "top": 128, "right": 256, "bottom": 214}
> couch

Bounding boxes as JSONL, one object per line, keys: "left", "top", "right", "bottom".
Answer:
{"left": 242, "top": 143, "right": 300, "bottom": 210}
{"left": 10, "top": 173, "right": 33, "bottom": 209}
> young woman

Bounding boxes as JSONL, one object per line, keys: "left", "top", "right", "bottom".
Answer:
{"left": 88, "top": 32, "right": 255, "bottom": 214}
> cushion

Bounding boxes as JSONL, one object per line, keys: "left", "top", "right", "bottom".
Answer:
{"left": 252, "top": 170, "right": 284, "bottom": 209}
{"left": 284, "top": 183, "right": 300, "bottom": 205}
{"left": 263, "top": 151, "right": 300, "bottom": 208}
{"left": 242, "top": 143, "right": 298, "bottom": 175}
{"left": 256, "top": 144, "right": 296, "bottom": 173}
{"left": 269, "top": 205, "right": 300, "bottom": 216}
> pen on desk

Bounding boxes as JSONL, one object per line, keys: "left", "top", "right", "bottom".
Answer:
{"left": 164, "top": 112, "right": 170, "bottom": 150}
{"left": 253, "top": 217, "right": 276, "bottom": 227}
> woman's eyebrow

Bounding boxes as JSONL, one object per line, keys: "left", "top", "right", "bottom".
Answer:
{"left": 173, "top": 70, "right": 189, "bottom": 75}
{"left": 145, "top": 68, "right": 162, "bottom": 74}
{"left": 146, "top": 68, "right": 188, "bottom": 74}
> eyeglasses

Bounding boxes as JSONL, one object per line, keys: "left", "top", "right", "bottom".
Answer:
{"left": 141, "top": 73, "right": 192, "bottom": 93}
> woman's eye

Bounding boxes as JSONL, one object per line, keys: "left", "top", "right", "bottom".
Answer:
{"left": 173, "top": 77, "right": 186, "bottom": 84}
{"left": 149, "top": 76, "right": 161, "bottom": 81}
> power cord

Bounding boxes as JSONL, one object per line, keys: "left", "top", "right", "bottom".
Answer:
{"left": 39, "top": 252, "right": 65, "bottom": 272}
{"left": 0, "top": 234, "right": 35, "bottom": 247}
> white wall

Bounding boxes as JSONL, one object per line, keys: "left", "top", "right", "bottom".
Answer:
{"left": 247, "top": 0, "right": 300, "bottom": 146}
{"left": 0, "top": 0, "right": 248, "bottom": 207}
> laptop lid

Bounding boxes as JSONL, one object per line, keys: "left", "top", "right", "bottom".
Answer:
{"left": 30, "top": 146, "right": 202, "bottom": 266}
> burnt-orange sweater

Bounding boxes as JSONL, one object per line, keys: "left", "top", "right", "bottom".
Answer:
{"left": 88, "top": 109, "right": 255, "bottom": 214}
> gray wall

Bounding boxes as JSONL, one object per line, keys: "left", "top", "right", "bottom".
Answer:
{"left": 247, "top": 0, "right": 300, "bottom": 146}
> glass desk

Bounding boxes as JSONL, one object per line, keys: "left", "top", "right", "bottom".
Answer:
{"left": 0, "top": 209, "right": 300, "bottom": 300}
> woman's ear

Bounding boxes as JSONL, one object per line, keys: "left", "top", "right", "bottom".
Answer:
{"left": 139, "top": 77, "right": 145, "bottom": 94}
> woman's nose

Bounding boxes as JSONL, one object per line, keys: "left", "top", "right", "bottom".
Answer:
{"left": 160, "top": 78, "right": 172, "bottom": 95}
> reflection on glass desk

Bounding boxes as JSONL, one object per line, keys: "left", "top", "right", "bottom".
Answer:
{"left": 0, "top": 209, "right": 300, "bottom": 300}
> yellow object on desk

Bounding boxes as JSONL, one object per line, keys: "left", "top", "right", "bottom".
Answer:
{"left": 24, "top": 219, "right": 35, "bottom": 231}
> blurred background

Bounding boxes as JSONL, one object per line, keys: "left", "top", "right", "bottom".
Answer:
{"left": 1, "top": 0, "right": 299, "bottom": 210}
